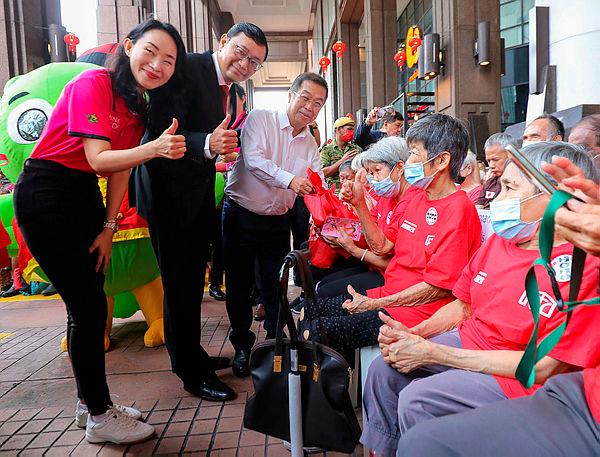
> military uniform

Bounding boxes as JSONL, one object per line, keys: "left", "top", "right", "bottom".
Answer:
{"left": 319, "top": 141, "right": 362, "bottom": 189}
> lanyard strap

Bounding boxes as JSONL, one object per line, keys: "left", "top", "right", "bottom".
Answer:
{"left": 516, "top": 190, "right": 600, "bottom": 388}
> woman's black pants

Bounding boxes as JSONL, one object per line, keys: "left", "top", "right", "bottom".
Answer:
{"left": 14, "top": 159, "right": 111, "bottom": 416}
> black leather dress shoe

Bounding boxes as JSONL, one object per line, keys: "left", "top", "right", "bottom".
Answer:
{"left": 184, "top": 377, "right": 235, "bottom": 402}
{"left": 1, "top": 284, "right": 20, "bottom": 298}
{"left": 208, "top": 285, "right": 226, "bottom": 301}
{"left": 211, "top": 356, "right": 231, "bottom": 370}
{"left": 232, "top": 349, "right": 251, "bottom": 378}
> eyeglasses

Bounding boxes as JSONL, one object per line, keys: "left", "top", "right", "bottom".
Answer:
{"left": 232, "top": 44, "right": 264, "bottom": 71}
{"left": 292, "top": 91, "right": 324, "bottom": 110}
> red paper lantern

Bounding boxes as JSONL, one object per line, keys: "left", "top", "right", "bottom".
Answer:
{"left": 408, "top": 36, "right": 422, "bottom": 54}
{"left": 63, "top": 33, "right": 80, "bottom": 53}
{"left": 394, "top": 49, "right": 407, "bottom": 69}
{"left": 332, "top": 40, "right": 347, "bottom": 59}
{"left": 319, "top": 56, "right": 331, "bottom": 76}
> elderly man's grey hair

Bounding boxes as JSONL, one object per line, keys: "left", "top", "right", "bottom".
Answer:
{"left": 518, "top": 141, "right": 599, "bottom": 189}
{"left": 361, "top": 136, "right": 410, "bottom": 169}
{"left": 461, "top": 150, "right": 478, "bottom": 169}
{"left": 484, "top": 132, "right": 516, "bottom": 152}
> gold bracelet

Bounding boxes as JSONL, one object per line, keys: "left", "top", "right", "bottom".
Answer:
{"left": 360, "top": 249, "right": 368, "bottom": 262}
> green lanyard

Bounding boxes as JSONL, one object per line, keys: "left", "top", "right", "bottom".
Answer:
{"left": 516, "top": 190, "right": 600, "bottom": 389}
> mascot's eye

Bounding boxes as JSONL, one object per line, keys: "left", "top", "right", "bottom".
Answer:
{"left": 7, "top": 98, "right": 53, "bottom": 144}
{"left": 17, "top": 109, "right": 47, "bottom": 141}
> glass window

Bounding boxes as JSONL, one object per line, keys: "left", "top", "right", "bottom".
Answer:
{"left": 522, "top": 22, "right": 529, "bottom": 43}
{"left": 522, "top": 0, "right": 535, "bottom": 15}
{"left": 501, "top": 84, "right": 529, "bottom": 129}
{"left": 501, "top": 1, "right": 522, "bottom": 28}
{"left": 501, "top": 26, "right": 522, "bottom": 48}
{"left": 415, "top": 0, "right": 423, "bottom": 20}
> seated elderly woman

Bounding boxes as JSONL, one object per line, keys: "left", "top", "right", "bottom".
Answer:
{"left": 396, "top": 155, "right": 600, "bottom": 457}
{"left": 316, "top": 136, "right": 412, "bottom": 298}
{"left": 361, "top": 141, "right": 600, "bottom": 457}
{"left": 457, "top": 150, "right": 483, "bottom": 204}
{"left": 299, "top": 114, "right": 482, "bottom": 361}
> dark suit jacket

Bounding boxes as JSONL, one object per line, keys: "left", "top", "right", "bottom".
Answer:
{"left": 354, "top": 120, "right": 384, "bottom": 150}
{"left": 132, "top": 51, "right": 228, "bottom": 223}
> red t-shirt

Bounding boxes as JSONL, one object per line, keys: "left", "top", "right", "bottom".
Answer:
{"left": 369, "top": 188, "right": 417, "bottom": 239}
{"left": 367, "top": 188, "right": 482, "bottom": 327}
{"left": 30, "top": 68, "right": 145, "bottom": 172}
{"left": 459, "top": 184, "right": 483, "bottom": 205}
{"left": 453, "top": 234, "right": 600, "bottom": 399}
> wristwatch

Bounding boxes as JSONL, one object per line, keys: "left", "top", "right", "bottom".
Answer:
{"left": 103, "top": 220, "right": 118, "bottom": 233}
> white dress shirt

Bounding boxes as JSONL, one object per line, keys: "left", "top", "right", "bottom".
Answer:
{"left": 225, "top": 109, "right": 322, "bottom": 215}
{"left": 203, "top": 52, "right": 230, "bottom": 159}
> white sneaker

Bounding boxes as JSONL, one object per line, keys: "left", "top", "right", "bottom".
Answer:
{"left": 85, "top": 407, "right": 155, "bottom": 444}
{"left": 75, "top": 401, "right": 143, "bottom": 428}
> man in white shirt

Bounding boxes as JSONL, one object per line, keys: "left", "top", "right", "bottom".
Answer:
{"left": 223, "top": 72, "right": 328, "bottom": 377}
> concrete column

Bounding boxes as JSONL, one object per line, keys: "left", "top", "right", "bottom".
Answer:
{"left": 363, "top": 0, "right": 398, "bottom": 107}
{"left": 97, "top": 0, "right": 145, "bottom": 43}
{"left": 336, "top": 21, "right": 361, "bottom": 116}
{"left": 0, "top": 0, "right": 59, "bottom": 88}
{"left": 534, "top": 0, "right": 600, "bottom": 111}
{"left": 433, "top": 0, "right": 501, "bottom": 133}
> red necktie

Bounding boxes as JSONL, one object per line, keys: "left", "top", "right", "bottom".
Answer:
{"left": 221, "top": 85, "right": 230, "bottom": 117}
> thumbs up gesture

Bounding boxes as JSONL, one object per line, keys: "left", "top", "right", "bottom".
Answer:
{"left": 341, "top": 285, "right": 378, "bottom": 314}
{"left": 153, "top": 118, "right": 186, "bottom": 159}
{"left": 209, "top": 114, "right": 239, "bottom": 155}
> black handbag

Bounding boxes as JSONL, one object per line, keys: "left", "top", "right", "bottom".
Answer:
{"left": 243, "top": 250, "right": 362, "bottom": 453}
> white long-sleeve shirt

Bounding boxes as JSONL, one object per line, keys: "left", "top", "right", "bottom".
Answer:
{"left": 225, "top": 109, "right": 322, "bottom": 215}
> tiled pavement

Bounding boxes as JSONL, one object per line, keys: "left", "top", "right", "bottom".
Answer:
{"left": 0, "top": 291, "right": 364, "bottom": 456}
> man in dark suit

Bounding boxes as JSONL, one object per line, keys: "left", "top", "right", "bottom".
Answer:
{"left": 134, "top": 23, "right": 268, "bottom": 401}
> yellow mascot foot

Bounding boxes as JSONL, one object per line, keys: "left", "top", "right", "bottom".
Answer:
{"left": 60, "top": 334, "right": 110, "bottom": 352}
{"left": 144, "top": 318, "right": 164, "bottom": 347}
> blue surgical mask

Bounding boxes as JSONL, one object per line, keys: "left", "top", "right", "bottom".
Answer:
{"left": 490, "top": 193, "right": 542, "bottom": 243}
{"left": 369, "top": 165, "right": 401, "bottom": 198}
{"left": 404, "top": 155, "right": 439, "bottom": 189}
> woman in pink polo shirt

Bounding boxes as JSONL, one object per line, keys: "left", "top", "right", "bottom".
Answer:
{"left": 13, "top": 19, "right": 187, "bottom": 445}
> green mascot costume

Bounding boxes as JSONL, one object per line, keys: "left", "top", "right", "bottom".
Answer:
{"left": 0, "top": 62, "right": 171, "bottom": 350}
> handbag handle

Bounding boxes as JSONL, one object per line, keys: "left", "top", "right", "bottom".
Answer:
{"left": 284, "top": 250, "right": 323, "bottom": 380}
{"left": 274, "top": 254, "right": 301, "bottom": 373}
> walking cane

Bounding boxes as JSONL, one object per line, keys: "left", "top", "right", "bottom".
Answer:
{"left": 288, "top": 346, "right": 303, "bottom": 457}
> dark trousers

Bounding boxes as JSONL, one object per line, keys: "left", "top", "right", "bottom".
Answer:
{"left": 209, "top": 204, "right": 224, "bottom": 287}
{"left": 289, "top": 198, "right": 310, "bottom": 286}
{"left": 316, "top": 268, "right": 384, "bottom": 298}
{"left": 14, "top": 159, "right": 111, "bottom": 416}
{"left": 223, "top": 198, "right": 290, "bottom": 349}
{"left": 146, "top": 185, "right": 215, "bottom": 384}
{"left": 289, "top": 197, "right": 310, "bottom": 250}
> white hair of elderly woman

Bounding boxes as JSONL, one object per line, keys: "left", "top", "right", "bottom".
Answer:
{"left": 361, "top": 136, "right": 410, "bottom": 169}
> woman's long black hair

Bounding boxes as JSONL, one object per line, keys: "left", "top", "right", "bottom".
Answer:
{"left": 108, "top": 19, "right": 188, "bottom": 135}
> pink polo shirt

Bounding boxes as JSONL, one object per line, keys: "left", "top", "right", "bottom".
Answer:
{"left": 30, "top": 68, "right": 145, "bottom": 173}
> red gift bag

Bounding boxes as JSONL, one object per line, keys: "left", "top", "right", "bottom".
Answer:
{"left": 304, "top": 169, "right": 365, "bottom": 268}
